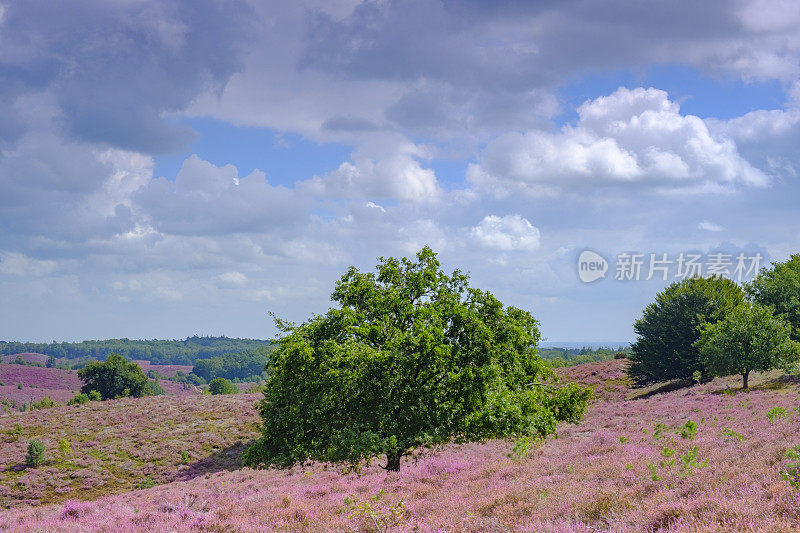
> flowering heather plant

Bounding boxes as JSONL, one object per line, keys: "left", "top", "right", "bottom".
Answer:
{"left": 2, "top": 359, "right": 800, "bottom": 531}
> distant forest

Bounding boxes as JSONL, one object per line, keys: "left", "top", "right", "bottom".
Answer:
{"left": 0, "top": 336, "right": 271, "bottom": 366}
{"left": 539, "top": 346, "right": 630, "bottom": 367}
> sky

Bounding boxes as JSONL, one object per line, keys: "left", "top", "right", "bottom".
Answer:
{"left": 1, "top": 0, "right": 799, "bottom": 344}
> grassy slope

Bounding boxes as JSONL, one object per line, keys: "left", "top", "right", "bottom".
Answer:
{"left": 0, "top": 394, "right": 261, "bottom": 508}
{"left": 2, "top": 360, "right": 800, "bottom": 531}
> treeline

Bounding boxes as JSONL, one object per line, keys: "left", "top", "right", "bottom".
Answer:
{"left": 192, "top": 347, "right": 271, "bottom": 383}
{"left": 0, "top": 336, "right": 271, "bottom": 366}
{"left": 539, "top": 346, "right": 630, "bottom": 368}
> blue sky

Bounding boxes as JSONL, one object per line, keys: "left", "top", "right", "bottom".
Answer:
{"left": 1, "top": 0, "right": 799, "bottom": 343}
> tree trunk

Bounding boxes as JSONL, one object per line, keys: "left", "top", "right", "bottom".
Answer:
{"left": 385, "top": 451, "right": 402, "bottom": 472}
{"left": 742, "top": 371, "right": 749, "bottom": 390}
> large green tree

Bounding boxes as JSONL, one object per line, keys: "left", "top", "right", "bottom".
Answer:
{"left": 747, "top": 254, "right": 800, "bottom": 341}
{"left": 243, "top": 247, "right": 591, "bottom": 471}
{"left": 696, "top": 302, "right": 800, "bottom": 389}
{"left": 627, "top": 277, "right": 745, "bottom": 387}
{"left": 77, "top": 354, "right": 153, "bottom": 400}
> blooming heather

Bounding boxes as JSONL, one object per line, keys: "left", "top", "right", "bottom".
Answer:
{"left": 1, "top": 360, "right": 800, "bottom": 530}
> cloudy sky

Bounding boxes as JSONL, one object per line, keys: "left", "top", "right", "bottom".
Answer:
{"left": 1, "top": 0, "right": 799, "bottom": 344}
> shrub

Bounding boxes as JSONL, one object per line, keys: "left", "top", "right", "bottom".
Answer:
{"left": 77, "top": 354, "right": 152, "bottom": 400}
{"left": 26, "top": 439, "right": 46, "bottom": 468}
{"left": 17, "top": 383, "right": 23, "bottom": 390}
{"left": 68, "top": 393, "right": 90, "bottom": 406}
{"left": 88, "top": 390, "right": 101, "bottom": 401}
{"left": 767, "top": 407, "right": 789, "bottom": 423}
{"left": 208, "top": 377, "right": 239, "bottom": 395}
{"left": 58, "top": 439, "right": 72, "bottom": 458}
{"left": 31, "top": 397, "right": 56, "bottom": 410}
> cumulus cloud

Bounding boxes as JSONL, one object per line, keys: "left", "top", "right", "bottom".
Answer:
{"left": 303, "top": 146, "right": 441, "bottom": 203}
{"left": 471, "top": 215, "right": 541, "bottom": 252}
{"left": 135, "top": 155, "right": 307, "bottom": 236}
{"left": 468, "top": 87, "right": 769, "bottom": 196}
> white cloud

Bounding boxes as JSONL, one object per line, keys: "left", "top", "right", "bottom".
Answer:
{"left": 218, "top": 271, "right": 248, "bottom": 287}
{"left": 0, "top": 252, "right": 57, "bottom": 277}
{"left": 304, "top": 153, "right": 441, "bottom": 203}
{"left": 471, "top": 215, "right": 541, "bottom": 252}
{"left": 135, "top": 155, "right": 306, "bottom": 236}
{"left": 469, "top": 87, "right": 769, "bottom": 197}
{"left": 698, "top": 220, "right": 724, "bottom": 232}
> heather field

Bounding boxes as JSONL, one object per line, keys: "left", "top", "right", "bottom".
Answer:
{"left": 2, "top": 359, "right": 800, "bottom": 531}
{"left": 0, "top": 394, "right": 261, "bottom": 508}
{"left": 0, "top": 364, "right": 82, "bottom": 405}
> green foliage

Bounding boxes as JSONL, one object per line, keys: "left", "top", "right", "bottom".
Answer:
{"left": 508, "top": 435, "right": 541, "bottom": 460}
{"left": 696, "top": 302, "right": 800, "bottom": 389}
{"left": 192, "top": 346, "right": 271, "bottom": 382}
{"left": 77, "top": 354, "right": 153, "bottom": 400}
{"left": 747, "top": 254, "right": 800, "bottom": 341}
{"left": 26, "top": 439, "right": 46, "bottom": 468}
{"left": 68, "top": 393, "right": 90, "bottom": 406}
{"left": 31, "top": 397, "right": 56, "bottom": 410}
{"left": 627, "top": 277, "right": 745, "bottom": 387}
{"left": 721, "top": 427, "right": 745, "bottom": 441}
{"left": 243, "top": 247, "right": 591, "bottom": 471}
{"left": 679, "top": 420, "right": 698, "bottom": 440}
{"left": 58, "top": 439, "right": 72, "bottom": 458}
{"left": 17, "top": 383, "right": 23, "bottom": 390}
{"left": 146, "top": 379, "right": 166, "bottom": 396}
{"left": 88, "top": 390, "right": 101, "bottom": 401}
{"left": 781, "top": 445, "right": 800, "bottom": 488}
{"left": 208, "top": 377, "right": 239, "bottom": 395}
{"left": 767, "top": 407, "right": 789, "bottom": 423}
{"left": 343, "top": 491, "right": 410, "bottom": 531}
{"left": 135, "top": 476, "right": 156, "bottom": 490}
{"left": 0, "top": 336, "right": 270, "bottom": 366}
{"left": 538, "top": 346, "right": 630, "bottom": 368}
{"left": 652, "top": 422, "right": 668, "bottom": 440}
{"left": 172, "top": 371, "right": 206, "bottom": 386}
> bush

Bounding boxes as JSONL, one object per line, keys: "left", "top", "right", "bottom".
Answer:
{"left": 243, "top": 247, "right": 591, "bottom": 471}
{"left": 77, "top": 354, "right": 152, "bottom": 400}
{"left": 31, "top": 397, "right": 56, "bottom": 410}
{"left": 146, "top": 379, "right": 166, "bottom": 396}
{"left": 88, "top": 390, "right": 101, "bottom": 401}
{"left": 208, "top": 377, "right": 239, "bottom": 395}
{"left": 26, "top": 439, "right": 46, "bottom": 468}
{"left": 68, "top": 393, "right": 90, "bottom": 406}
{"left": 627, "top": 277, "right": 745, "bottom": 387}
{"left": 58, "top": 439, "right": 72, "bottom": 458}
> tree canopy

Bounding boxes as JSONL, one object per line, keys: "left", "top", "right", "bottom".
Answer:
{"left": 208, "top": 377, "right": 239, "bottom": 395}
{"left": 243, "top": 247, "right": 591, "bottom": 471}
{"left": 748, "top": 254, "right": 800, "bottom": 341}
{"left": 627, "top": 276, "right": 745, "bottom": 387}
{"left": 192, "top": 347, "right": 270, "bottom": 382}
{"left": 696, "top": 302, "right": 800, "bottom": 389}
{"left": 77, "top": 354, "right": 158, "bottom": 400}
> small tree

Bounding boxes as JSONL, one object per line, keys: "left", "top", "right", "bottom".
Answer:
{"left": 696, "top": 303, "right": 800, "bottom": 389}
{"left": 208, "top": 377, "right": 239, "bottom": 395}
{"left": 748, "top": 254, "right": 800, "bottom": 341}
{"left": 26, "top": 439, "right": 46, "bottom": 468}
{"left": 243, "top": 247, "right": 591, "bottom": 471}
{"left": 627, "top": 277, "right": 745, "bottom": 387}
{"left": 77, "top": 354, "right": 150, "bottom": 400}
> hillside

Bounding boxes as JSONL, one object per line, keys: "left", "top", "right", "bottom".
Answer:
{"left": 1, "top": 359, "right": 800, "bottom": 530}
